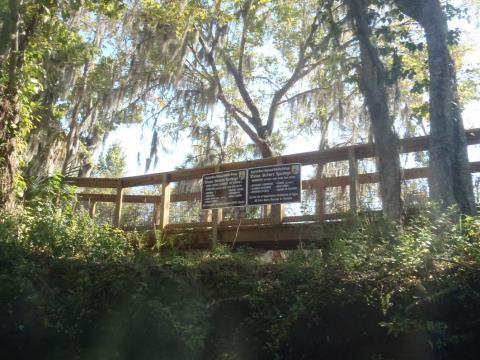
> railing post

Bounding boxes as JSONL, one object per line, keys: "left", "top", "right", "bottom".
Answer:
{"left": 316, "top": 161, "right": 326, "bottom": 220}
{"left": 271, "top": 158, "right": 284, "bottom": 224}
{"left": 153, "top": 198, "right": 161, "bottom": 227}
{"left": 262, "top": 205, "right": 271, "bottom": 219}
{"left": 348, "top": 147, "right": 359, "bottom": 213}
{"left": 316, "top": 185, "right": 325, "bottom": 220}
{"left": 158, "top": 174, "right": 171, "bottom": 229}
{"left": 113, "top": 180, "right": 124, "bottom": 227}
{"left": 205, "top": 210, "right": 212, "bottom": 223}
{"left": 89, "top": 200, "right": 97, "bottom": 219}
{"left": 211, "top": 165, "right": 223, "bottom": 247}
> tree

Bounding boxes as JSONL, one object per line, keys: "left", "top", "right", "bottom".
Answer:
{"left": 24, "top": 0, "right": 201, "bottom": 178}
{"left": 59, "top": 1, "right": 191, "bottom": 177}
{"left": 345, "top": 0, "right": 403, "bottom": 220}
{"left": 393, "top": 0, "right": 476, "bottom": 214}
{"left": 0, "top": 0, "right": 128, "bottom": 208}
{"left": 96, "top": 142, "right": 126, "bottom": 177}
{"left": 0, "top": 0, "right": 48, "bottom": 209}
{"left": 176, "top": 0, "right": 342, "bottom": 159}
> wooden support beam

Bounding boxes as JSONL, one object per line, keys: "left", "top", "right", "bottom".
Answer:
{"left": 211, "top": 165, "right": 223, "bottom": 247}
{"left": 113, "top": 181, "right": 124, "bottom": 227}
{"left": 158, "top": 174, "right": 171, "bottom": 229}
{"left": 88, "top": 201, "right": 97, "bottom": 219}
{"left": 271, "top": 158, "right": 284, "bottom": 224}
{"left": 262, "top": 205, "right": 271, "bottom": 219}
{"left": 64, "top": 177, "right": 119, "bottom": 188}
{"left": 153, "top": 202, "right": 160, "bottom": 226}
{"left": 348, "top": 147, "right": 359, "bottom": 213}
{"left": 212, "top": 207, "right": 223, "bottom": 247}
{"left": 316, "top": 186, "right": 325, "bottom": 220}
{"left": 272, "top": 205, "right": 284, "bottom": 225}
{"left": 78, "top": 193, "right": 162, "bottom": 203}
{"left": 203, "top": 209, "right": 212, "bottom": 223}
{"left": 316, "top": 161, "right": 326, "bottom": 220}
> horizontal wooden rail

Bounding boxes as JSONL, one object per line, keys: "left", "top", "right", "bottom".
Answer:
{"left": 70, "top": 129, "right": 480, "bottom": 243}
{"left": 66, "top": 128, "right": 480, "bottom": 189}
{"left": 79, "top": 193, "right": 161, "bottom": 203}
{"left": 77, "top": 192, "right": 204, "bottom": 204}
{"left": 77, "top": 161, "right": 480, "bottom": 205}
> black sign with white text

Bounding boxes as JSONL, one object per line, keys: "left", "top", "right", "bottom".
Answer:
{"left": 201, "top": 170, "right": 247, "bottom": 209}
{"left": 247, "top": 163, "right": 301, "bottom": 205}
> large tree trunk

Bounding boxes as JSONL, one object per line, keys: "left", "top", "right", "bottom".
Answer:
{"left": 62, "top": 119, "right": 81, "bottom": 174}
{"left": 26, "top": 125, "right": 64, "bottom": 177}
{"left": 0, "top": 0, "right": 21, "bottom": 209}
{"left": 347, "top": 0, "right": 403, "bottom": 221}
{"left": 25, "top": 90, "right": 64, "bottom": 177}
{"left": 0, "top": 98, "right": 20, "bottom": 209}
{"left": 393, "top": 0, "right": 476, "bottom": 214}
{"left": 61, "top": 60, "right": 91, "bottom": 175}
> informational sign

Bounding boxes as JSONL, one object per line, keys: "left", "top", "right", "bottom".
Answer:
{"left": 201, "top": 170, "right": 247, "bottom": 209}
{"left": 247, "top": 163, "right": 302, "bottom": 206}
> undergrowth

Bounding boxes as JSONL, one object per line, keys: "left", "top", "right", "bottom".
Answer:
{"left": 1, "top": 177, "right": 479, "bottom": 359}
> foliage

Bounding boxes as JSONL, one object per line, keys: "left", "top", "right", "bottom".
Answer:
{"left": 1, "top": 175, "right": 131, "bottom": 262}
{"left": 1, "top": 204, "right": 480, "bottom": 359}
{"left": 96, "top": 142, "right": 127, "bottom": 177}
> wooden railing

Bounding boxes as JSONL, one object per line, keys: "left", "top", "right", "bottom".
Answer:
{"left": 67, "top": 129, "right": 480, "bottom": 245}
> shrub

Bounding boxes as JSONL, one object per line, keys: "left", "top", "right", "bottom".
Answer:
{"left": 1, "top": 174, "right": 133, "bottom": 263}
{"left": 1, "top": 194, "right": 479, "bottom": 359}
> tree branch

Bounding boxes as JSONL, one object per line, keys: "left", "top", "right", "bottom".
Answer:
{"left": 222, "top": 52, "right": 262, "bottom": 129}
{"left": 277, "top": 87, "right": 326, "bottom": 106}
{"left": 238, "top": 0, "right": 252, "bottom": 76}
{"left": 265, "top": 11, "right": 322, "bottom": 135}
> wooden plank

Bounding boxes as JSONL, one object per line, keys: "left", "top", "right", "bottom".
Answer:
{"left": 204, "top": 210, "right": 212, "bottom": 223}
{"left": 303, "top": 166, "right": 433, "bottom": 189}
{"left": 153, "top": 201, "right": 161, "bottom": 226}
{"left": 77, "top": 191, "right": 201, "bottom": 204}
{"left": 165, "top": 222, "right": 213, "bottom": 230}
{"left": 159, "top": 174, "right": 171, "bottom": 229}
{"left": 78, "top": 192, "right": 201, "bottom": 204}
{"left": 78, "top": 193, "right": 162, "bottom": 203}
{"left": 348, "top": 147, "right": 359, "bottom": 213}
{"left": 315, "top": 160, "right": 326, "bottom": 220}
{"left": 113, "top": 181, "right": 124, "bottom": 227}
{"left": 283, "top": 215, "right": 318, "bottom": 223}
{"left": 270, "top": 158, "right": 284, "bottom": 224}
{"left": 211, "top": 165, "right": 223, "bottom": 247}
{"left": 316, "top": 186, "right": 325, "bottom": 220}
{"left": 65, "top": 177, "right": 118, "bottom": 188}
{"left": 220, "top": 218, "right": 273, "bottom": 226}
{"left": 88, "top": 201, "right": 97, "bottom": 219}
{"left": 211, "top": 209, "right": 222, "bottom": 246}
{"left": 219, "top": 224, "right": 305, "bottom": 244}
{"left": 171, "top": 192, "right": 201, "bottom": 202}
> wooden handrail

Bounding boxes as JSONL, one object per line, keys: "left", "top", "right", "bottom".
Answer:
{"left": 76, "top": 161, "right": 480, "bottom": 204}
{"left": 70, "top": 129, "right": 480, "bottom": 234}
{"left": 66, "top": 128, "right": 480, "bottom": 189}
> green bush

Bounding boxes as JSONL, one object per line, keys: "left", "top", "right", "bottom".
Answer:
{"left": 1, "top": 174, "right": 132, "bottom": 263}
{"left": 1, "top": 193, "right": 479, "bottom": 359}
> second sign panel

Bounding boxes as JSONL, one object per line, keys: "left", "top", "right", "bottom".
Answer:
{"left": 201, "top": 163, "right": 301, "bottom": 209}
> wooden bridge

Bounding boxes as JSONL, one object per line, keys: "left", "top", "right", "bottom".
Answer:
{"left": 67, "top": 129, "right": 480, "bottom": 249}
